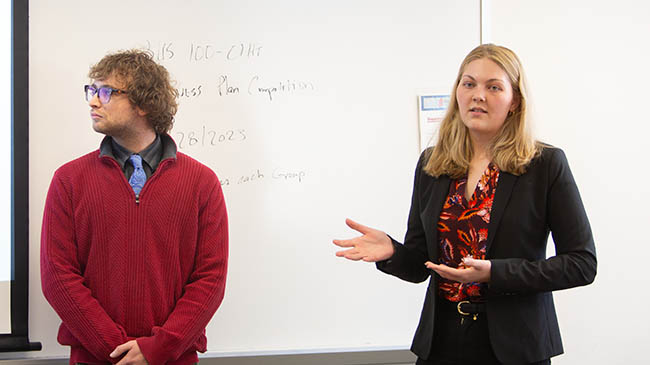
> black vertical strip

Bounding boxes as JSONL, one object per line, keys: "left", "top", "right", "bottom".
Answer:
{"left": 0, "top": 0, "right": 41, "bottom": 354}
{"left": 11, "top": 0, "right": 32, "bottom": 342}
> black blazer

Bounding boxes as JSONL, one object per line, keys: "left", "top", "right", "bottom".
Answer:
{"left": 377, "top": 146, "right": 597, "bottom": 364}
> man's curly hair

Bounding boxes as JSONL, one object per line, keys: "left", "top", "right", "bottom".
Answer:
{"left": 89, "top": 49, "right": 178, "bottom": 134}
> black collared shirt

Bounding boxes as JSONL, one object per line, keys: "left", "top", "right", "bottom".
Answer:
{"left": 111, "top": 135, "right": 163, "bottom": 180}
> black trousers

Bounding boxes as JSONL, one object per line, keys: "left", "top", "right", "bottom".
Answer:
{"left": 415, "top": 298, "right": 550, "bottom": 365}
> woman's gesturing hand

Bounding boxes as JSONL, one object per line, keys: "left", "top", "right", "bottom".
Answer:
{"left": 333, "top": 218, "right": 394, "bottom": 262}
{"left": 425, "top": 257, "right": 491, "bottom": 283}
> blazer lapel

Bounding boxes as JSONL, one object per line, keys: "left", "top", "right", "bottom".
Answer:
{"left": 485, "top": 172, "right": 517, "bottom": 254}
{"left": 425, "top": 175, "right": 451, "bottom": 262}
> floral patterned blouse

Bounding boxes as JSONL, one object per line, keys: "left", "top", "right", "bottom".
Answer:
{"left": 437, "top": 163, "right": 499, "bottom": 302}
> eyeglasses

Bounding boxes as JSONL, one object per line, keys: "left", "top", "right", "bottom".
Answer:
{"left": 84, "top": 85, "right": 128, "bottom": 104}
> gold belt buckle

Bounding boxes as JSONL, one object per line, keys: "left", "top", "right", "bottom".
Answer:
{"left": 457, "top": 300, "right": 471, "bottom": 316}
{"left": 457, "top": 300, "right": 478, "bottom": 323}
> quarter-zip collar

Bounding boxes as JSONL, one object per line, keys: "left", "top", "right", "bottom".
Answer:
{"left": 99, "top": 133, "right": 178, "bottom": 164}
{"left": 98, "top": 133, "right": 178, "bottom": 204}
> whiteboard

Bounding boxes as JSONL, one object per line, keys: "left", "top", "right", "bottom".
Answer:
{"left": 487, "top": 0, "right": 650, "bottom": 363}
{"left": 1, "top": 0, "right": 12, "bottom": 335}
{"left": 7, "top": 0, "right": 480, "bottom": 360}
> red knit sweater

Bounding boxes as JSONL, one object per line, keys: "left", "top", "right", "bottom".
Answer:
{"left": 41, "top": 143, "right": 228, "bottom": 364}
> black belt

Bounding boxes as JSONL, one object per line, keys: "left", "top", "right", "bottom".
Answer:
{"left": 456, "top": 300, "right": 486, "bottom": 323}
{"left": 457, "top": 300, "right": 487, "bottom": 315}
{"left": 438, "top": 298, "right": 487, "bottom": 323}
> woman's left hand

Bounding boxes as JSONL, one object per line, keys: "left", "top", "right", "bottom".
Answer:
{"left": 425, "top": 257, "right": 491, "bottom": 283}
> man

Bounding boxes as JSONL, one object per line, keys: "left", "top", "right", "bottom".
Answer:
{"left": 41, "top": 50, "right": 228, "bottom": 364}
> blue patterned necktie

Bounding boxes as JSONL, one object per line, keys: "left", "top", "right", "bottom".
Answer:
{"left": 128, "top": 154, "right": 147, "bottom": 195}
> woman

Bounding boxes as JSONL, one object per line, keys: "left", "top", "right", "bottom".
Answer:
{"left": 333, "top": 44, "right": 596, "bottom": 364}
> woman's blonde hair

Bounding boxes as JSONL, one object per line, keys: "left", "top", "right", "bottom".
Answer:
{"left": 424, "top": 44, "right": 541, "bottom": 178}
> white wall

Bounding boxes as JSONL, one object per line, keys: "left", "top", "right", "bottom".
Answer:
{"left": 487, "top": 1, "right": 650, "bottom": 363}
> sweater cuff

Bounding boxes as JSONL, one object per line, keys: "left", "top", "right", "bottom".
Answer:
{"left": 137, "top": 334, "right": 170, "bottom": 364}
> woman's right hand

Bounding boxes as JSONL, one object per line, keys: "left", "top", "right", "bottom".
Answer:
{"left": 333, "top": 218, "right": 395, "bottom": 262}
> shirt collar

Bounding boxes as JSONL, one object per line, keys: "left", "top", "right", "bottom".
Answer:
{"left": 99, "top": 133, "right": 176, "bottom": 166}
{"left": 106, "top": 135, "right": 162, "bottom": 171}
